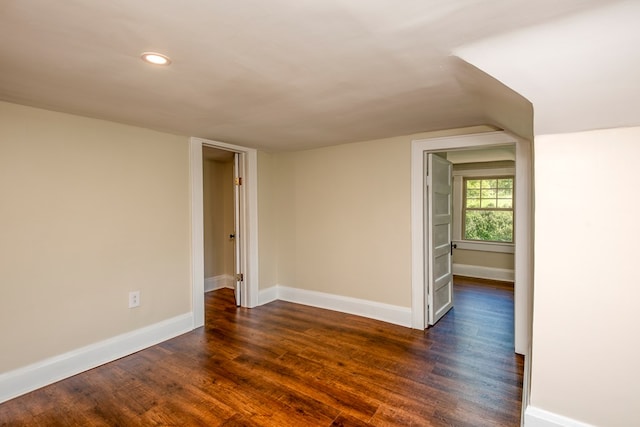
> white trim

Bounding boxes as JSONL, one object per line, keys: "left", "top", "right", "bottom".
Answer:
{"left": 258, "top": 286, "right": 278, "bottom": 305}
{"left": 244, "top": 149, "right": 259, "bottom": 308}
{"left": 259, "top": 285, "right": 412, "bottom": 328}
{"left": 452, "top": 166, "right": 515, "bottom": 244}
{"left": 453, "top": 263, "right": 514, "bottom": 282}
{"left": 454, "top": 240, "right": 515, "bottom": 253}
{"left": 0, "top": 313, "right": 193, "bottom": 404}
{"left": 190, "top": 139, "right": 205, "bottom": 327}
{"left": 514, "top": 139, "right": 534, "bottom": 356}
{"left": 411, "top": 131, "right": 532, "bottom": 356}
{"left": 204, "top": 274, "right": 235, "bottom": 292}
{"left": 190, "top": 137, "right": 259, "bottom": 329}
{"left": 524, "top": 406, "right": 596, "bottom": 427}
{"left": 521, "top": 349, "right": 532, "bottom": 427}
{"left": 452, "top": 167, "right": 514, "bottom": 177}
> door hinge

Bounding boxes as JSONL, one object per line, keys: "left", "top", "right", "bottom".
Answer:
{"left": 235, "top": 177, "right": 242, "bottom": 186}
{"left": 236, "top": 273, "right": 244, "bottom": 282}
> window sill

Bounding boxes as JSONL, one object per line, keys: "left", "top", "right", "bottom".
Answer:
{"left": 453, "top": 240, "right": 514, "bottom": 254}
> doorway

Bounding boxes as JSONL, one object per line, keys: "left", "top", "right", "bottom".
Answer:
{"left": 410, "top": 131, "right": 532, "bottom": 356}
{"left": 189, "top": 137, "right": 259, "bottom": 329}
{"left": 202, "top": 147, "right": 237, "bottom": 306}
{"left": 426, "top": 147, "right": 516, "bottom": 325}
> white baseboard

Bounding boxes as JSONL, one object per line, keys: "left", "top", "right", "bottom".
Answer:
{"left": 0, "top": 313, "right": 194, "bottom": 404}
{"left": 259, "top": 285, "right": 412, "bottom": 328}
{"left": 524, "top": 406, "right": 596, "bottom": 427}
{"left": 258, "top": 286, "right": 278, "bottom": 305}
{"left": 453, "top": 263, "right": 514, "bottom": 282}
{"left": 204, "top": 274, "right": 235, "bottom": 292}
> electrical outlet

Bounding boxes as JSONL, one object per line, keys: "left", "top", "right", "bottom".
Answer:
{"left": 128, "top": 291, "right": 140, "bottom": 308}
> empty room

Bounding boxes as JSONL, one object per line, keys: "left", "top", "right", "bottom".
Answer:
{"left": 1, "top": 1, "right": 639, "bottom": 426}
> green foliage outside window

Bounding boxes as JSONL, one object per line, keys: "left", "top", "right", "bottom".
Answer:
{"left": 464, "top": 177, "right": 513, "bottom": 242}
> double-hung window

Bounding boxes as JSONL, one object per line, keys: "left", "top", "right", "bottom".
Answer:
{"left": 463, "top": 176, "right": 514, "bottom": 243}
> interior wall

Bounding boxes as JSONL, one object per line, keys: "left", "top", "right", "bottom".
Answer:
{"left": 203, "top": 158, "right": 234, "bottom": 281}
{"left": 453, "top": 249, "right": 513, "bottom": 270}
{"left": 0, "top": 101, "right": 191, "bottom": 373}
{"left": 531, "top": 126, "right": 640, "bottom": 427}
{"left": 263, "top": 125, "right": 497, "bottom": 307}
{"left": 202, "top": 160, "right": 217, "bottom": 278}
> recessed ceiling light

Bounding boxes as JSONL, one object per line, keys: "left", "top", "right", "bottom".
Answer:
{"left": 141, "top": 52, "right": 171, "bottom": 66}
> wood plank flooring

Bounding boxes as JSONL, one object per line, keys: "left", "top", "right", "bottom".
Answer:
{"left": 0, "top": 277, "right": 523, "bottom": 426}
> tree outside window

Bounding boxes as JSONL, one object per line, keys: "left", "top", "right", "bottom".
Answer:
{"left": 463, "top": 177, "right": 513, "bottom": 242}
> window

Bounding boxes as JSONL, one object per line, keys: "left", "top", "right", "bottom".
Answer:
{"left": 463, "top": 177, "right": 513, "bottom": 242}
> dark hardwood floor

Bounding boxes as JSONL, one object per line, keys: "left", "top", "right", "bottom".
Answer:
{"left": 0, "top": 277, "right": 523, "bottom": 426}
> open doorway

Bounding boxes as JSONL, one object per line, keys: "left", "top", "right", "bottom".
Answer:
{"left": 202, "top": 147, "right": 237, "bottom": 310}
{"left": 426, "top": 146, "right": 516, "bottom": 326}
{"left": 189, "top": 137, "right": 259, "bottom": 329}
{"left": 447, "top": 146, "right": 516, "bottom": 283}
{"left": 411, "top": 131, "right": 533, "bottom": 356}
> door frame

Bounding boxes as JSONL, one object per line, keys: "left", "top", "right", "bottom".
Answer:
{"left": 410, "top": 131, "right": 533, "bottom": 355}
{"left": 190, "top": 137, "right": 259, "bottom": 328}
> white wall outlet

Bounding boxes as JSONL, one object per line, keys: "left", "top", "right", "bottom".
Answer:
{"left": 128, "top": 291, "right": 140, "bottom": 308}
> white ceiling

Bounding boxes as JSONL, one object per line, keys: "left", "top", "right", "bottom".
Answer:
{"left": 456, "top": 0, "right": 640, "bottom": 136}
{"left": 0, "top": 0, "right": 616, "bottom": 151}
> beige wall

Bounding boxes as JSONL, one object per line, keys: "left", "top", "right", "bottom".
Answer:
{"left": 532, "top": 127, "right": 640, "bottom": 427}
{"left": 203, "top": 159, "right": 234, "bottom": 279}
{"left": 0, "top": 101, "right": 191, "bottom": 373}
{"left": 282, "top": 136, "right": 412, "bottom": 306}
{"left": 453, "top": 249, "right": 514, "bottom": 270}
{"left": 259, "top": 125, "right": 496, "bottom": 307}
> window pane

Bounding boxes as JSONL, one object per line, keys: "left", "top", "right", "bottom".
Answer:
{"left": 467, "top": 179, "right": 481, "bottom": 189}
{"left": 467, "top": 189, "right": 480, "bottom": 198}
{"left": 463, "top": 176, "right": 513, "bottom": 242}
{"left": 498, "top": 179, "right": 513, "bottom": 189}
{"left": 481, "top": 199, "right": 496, "bottom": 208}
{"left": 481, "top": 179, "right": 497, "bottom": 188}
{"left": 497, "top": 199, "right": 513, "bottom": 208}
{"left": 466, "top": 198, "right": 480, "bottom": 208}
{"left": 481, "top": 189, "right": 496, "bottom": 199}
{"left": 464, "top": 210, "right": 513, "bottom": 242}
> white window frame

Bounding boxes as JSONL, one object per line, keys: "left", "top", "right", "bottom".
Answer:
{"left": 452, "top": 167, "right": 515, "bottom": 254}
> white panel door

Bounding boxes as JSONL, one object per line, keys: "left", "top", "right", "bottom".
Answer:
{"left": 233, "top": 153, "right": 243, "bottom": 307}
{"left": 426, "top": 153, "right": 454, "bottom": 326}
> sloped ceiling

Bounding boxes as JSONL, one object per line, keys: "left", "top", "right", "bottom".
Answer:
{"left": 456, "top": 0, "right": 640, "bottom": 136}
{"left": 0, "top": 0, "right": 615, "bottom": 150}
